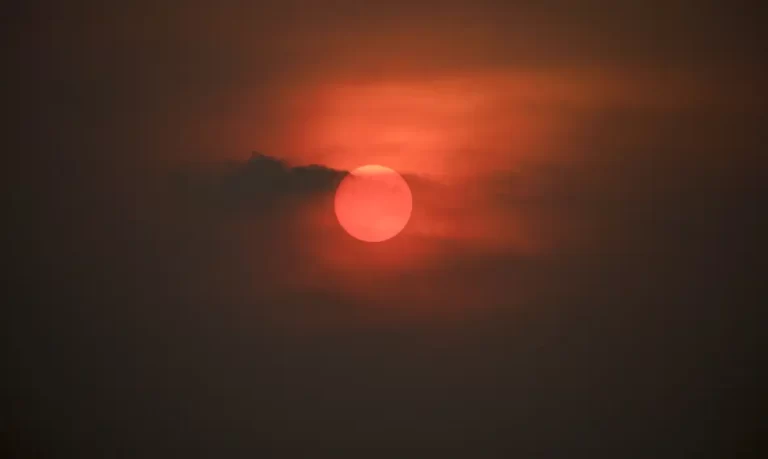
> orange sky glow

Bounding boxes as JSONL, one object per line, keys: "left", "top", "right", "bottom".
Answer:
{"left": 223, "top": 66, "right": 740, "bottom": 179}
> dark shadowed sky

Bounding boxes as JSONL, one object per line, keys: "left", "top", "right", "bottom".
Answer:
{"left": 6, "top": 1, "right": 764, "bottom": 457}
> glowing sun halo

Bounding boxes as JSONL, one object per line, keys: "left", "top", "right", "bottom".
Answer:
{"left": 334, "top": 165, "right": 413, "bottom": 242}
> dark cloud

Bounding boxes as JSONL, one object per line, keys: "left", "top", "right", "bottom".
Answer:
{"left": 234, "top": 153, "right": 345, "bottom": 199}
{"left": 171, "top": 152, "right": 348, "bottom": 215}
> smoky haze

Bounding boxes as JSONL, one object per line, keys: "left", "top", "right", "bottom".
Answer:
{"left": 7, "top": 143, "right": 761, "bottom": 457}
{"left": 6, "top": 0, "right": 763, "bottom": 457}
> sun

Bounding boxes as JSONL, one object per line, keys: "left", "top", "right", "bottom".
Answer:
{"left": 334, "top": 165, "right": 413, "bottom": 242}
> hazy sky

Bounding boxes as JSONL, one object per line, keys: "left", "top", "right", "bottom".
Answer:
{"left": 14, "top": 0, "right": 762, "bottom": 171}
{"left": 7, "top": 1, "right": 762, "bottom": 457}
